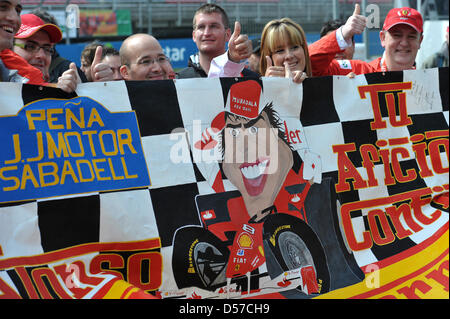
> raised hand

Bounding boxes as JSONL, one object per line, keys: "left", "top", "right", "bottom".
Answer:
{"left": 264, "top": 55, "right": 285, "bottom": 77}
{"left": 265, "top": 57, "right": 307, "bottom": 83}
{"left": 57, "top": 62, "right": 81, "bottom": 93}
{"left": 228, "top": 21, "right": 252, "bottom": 63}
{"left": 90, "top": 45, "right": 114, "bottom": 82}
{"left": 284, "top": 61, "right": 307, "bottom": 84}
{"left": 341, "top": 4, "right": 367, "bottom": 42}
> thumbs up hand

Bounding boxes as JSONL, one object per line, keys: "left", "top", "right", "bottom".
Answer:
{"left": 284, "top": 61, "right": 307, "bottom": 84}
{"left": 228, "top": 21, "right": 252, "bottom": 63}
{"left": 57, "top": 62, "right": 81, "bottom": 93}
{"left": 341, "top": 4, "right": 367, "bottom": 42}
{"left": 264, "top": 55, "right": 285, "bottom": 77}
{"left": 90, "top": 45, "right": 114, "bottom": 82}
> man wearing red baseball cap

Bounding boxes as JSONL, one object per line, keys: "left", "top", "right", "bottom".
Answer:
{"left": 379, "top": 7, "right": 423, "bottom": 71}
{"left": 13, "top": 13, "right": 62, "bottom": 82}
{"left": 4, "top": 11, "right": 114, "bottom": 91}
{"left": 309, "top": 5, "right": 424, "bottom": 76}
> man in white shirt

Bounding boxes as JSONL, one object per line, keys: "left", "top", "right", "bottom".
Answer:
{"left": 177, "top": 3, "right": 256, "bottom": 79}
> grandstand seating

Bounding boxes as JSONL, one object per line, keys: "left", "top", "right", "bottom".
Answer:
{"left": 21, "top": 0, "right": 447, "bottom": 38}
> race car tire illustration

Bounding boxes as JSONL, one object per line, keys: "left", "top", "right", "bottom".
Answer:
{"left": 172, "top": 226, "right": 230, "bottom": 291}
{"left": 303, "top": 178, "right": 365, "bottom": 289}
{"left": 263, "top": 213, "right": 330, "bottom": 294}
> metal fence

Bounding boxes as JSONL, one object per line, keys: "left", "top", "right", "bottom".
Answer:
{"left": 22, "top": 0, "right": 448, "bottom": 39}
{"left": 24, "top": 0, "right": 449, "bottom": 39}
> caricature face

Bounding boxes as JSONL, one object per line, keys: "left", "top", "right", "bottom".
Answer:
{"left": 222, "top": 110, "right": 293, "bottom": 219}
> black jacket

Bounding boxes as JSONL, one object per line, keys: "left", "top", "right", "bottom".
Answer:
{"left": 49, "top": 51, "right": 88, "bottom": 83}
{"left": 177, "top": 53, "right": 259, "bottom": 79}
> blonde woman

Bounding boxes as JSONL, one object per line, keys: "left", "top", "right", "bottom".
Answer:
{"left": 259, "top": 18, "right": 311, "bottom": 83}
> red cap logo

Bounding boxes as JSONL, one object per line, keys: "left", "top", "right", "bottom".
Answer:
{"left": 398, "top": 9, "right": 412, "bottom": 17}
{"left": 228, "top": 80, "right": 261, "bottom": 119}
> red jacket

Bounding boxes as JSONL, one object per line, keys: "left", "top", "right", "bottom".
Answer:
{"left": 308, "top": 30, "right": 383, "bottom": 77}
{"left": 1, "top": 49, "right": 46, "bottom": 85}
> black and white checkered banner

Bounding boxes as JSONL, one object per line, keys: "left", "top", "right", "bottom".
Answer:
{"left": 0, "top": 68, "right": 448, "bottom": 299}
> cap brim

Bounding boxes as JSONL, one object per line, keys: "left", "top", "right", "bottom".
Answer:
{"left": 15, "top": 24, "right": 63, "bottom": 43}
{"left": 384, "top": 21, "right": 421, "bottom": 33}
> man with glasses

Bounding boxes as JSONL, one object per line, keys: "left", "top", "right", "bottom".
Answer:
{"left": 12, "top": 13, "right": 113, "bottom": 91}
{"left": 13, "top": 13, "right": 61, "bottom": 82}
{"left": 30, "top": 7, "right": 87, "bottom": 83}
{"left": 119, "top": 32, "right": 248, "bottom": 81}
{"left": 119, "top": 33, "right": 175, "bottom": 81}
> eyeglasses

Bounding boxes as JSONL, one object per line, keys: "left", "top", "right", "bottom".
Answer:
{"left": 14, "top": 42, "right": 55, "bottom": 56}
{"left": 135, "top": 55, "right": 170, "bottom": 66}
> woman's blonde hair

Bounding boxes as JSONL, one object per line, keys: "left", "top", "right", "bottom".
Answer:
{"left": 259, "top": 18, "right": 312, "bottom": 77}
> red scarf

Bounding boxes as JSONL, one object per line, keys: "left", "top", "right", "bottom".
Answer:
{"left": 0, "top": 49, "right": 46, "bottom": 85}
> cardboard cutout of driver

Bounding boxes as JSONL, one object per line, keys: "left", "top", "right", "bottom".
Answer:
{"left": 194, "top": 80, "right": 322, "bottom": 222}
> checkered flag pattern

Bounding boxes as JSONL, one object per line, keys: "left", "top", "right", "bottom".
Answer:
{"left": 301, "top": 68, "right": 449, "bottom": 265}
{"left": 0, "top": 68, "right": 448, "bottom": 299}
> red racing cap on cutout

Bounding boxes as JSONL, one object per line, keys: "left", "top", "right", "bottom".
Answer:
{"left": 211, "top": 80, "right": 264, "bottom": 132}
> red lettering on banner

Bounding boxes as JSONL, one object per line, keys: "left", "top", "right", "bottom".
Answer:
{"left": 0, "top": 238, "right": 162, "bottom": 299}
{"left": 333, "top": 143, "right": 367, "bottom": 192}
{"left": 90, "top": 253, "right": 125, "bottom": 280}
{"left": 31, "top": 267, "right": 73, "bottom": 299}
{"left": 340, "top": 188, "right": 445, "bottom": 251}
{"left": 358, "top": 82, "right": 413, "bottom": 130}
{"left": 367, "top": 209, "right": 396, "bottom": 246}
{"left": 54, "top": 261, "right": 103, "bottom": 299}
{"left": 396, "top": 280, "right": 432, "bottom": 299}
{"left": 385, "top": 204, "right": 422, "bottom": 239}
{"left": 359, "top": 144, "right": 379, "bottom": 187}
{"left": 128, "top": 252, "right": 163, "bottom": 291}
{"left": 283, "top": 121, "right": 302, "bottom": 145}
{"left": 429, "top": 139, "right": 449, "bottom": 174}
{"left": 15, "top": 266, "right": 40, "bottom": 298}
{"left": 0, "top": 277, "right": 21, "bottom": 299}
{"left": 332, "top": 130, "right": 449, "bottom": 194}
{"left": 425, "top": 260, "right": 449, "bottom": 291}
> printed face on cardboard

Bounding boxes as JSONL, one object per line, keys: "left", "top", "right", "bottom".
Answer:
{"left": 222, "top": 109, "right": 293, "bottom": 221}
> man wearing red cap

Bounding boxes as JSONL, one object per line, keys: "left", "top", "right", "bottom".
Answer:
{"left": 3, "top": 12, "right": 113, "bottom": 91}
{"left": 1, "top": 8, "right": 77, "bottom": 90}
{"left": 13, "top": 13, "right": 63, "bottom": 82}
{"left": 309, "top": 5, "right": 424, "bottom": 75}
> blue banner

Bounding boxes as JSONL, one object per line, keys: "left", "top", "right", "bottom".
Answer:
{"left": 0, "top": 97, "right": 150, "bottom": 203}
